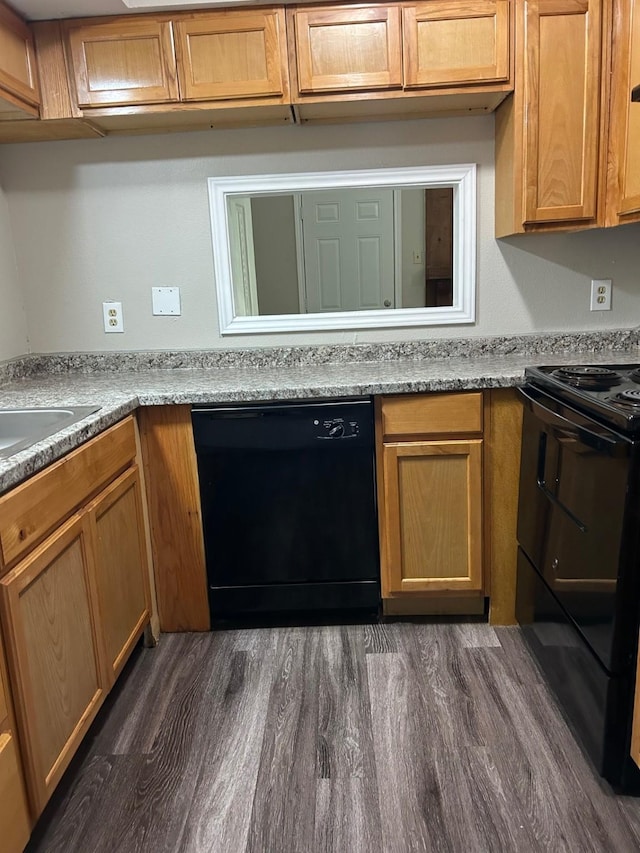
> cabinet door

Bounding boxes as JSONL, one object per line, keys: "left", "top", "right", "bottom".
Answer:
{"left": 608, "top": 0, "right": 640, "bottom": 221}
{"left": 87, "top": 466, "right": 151, "bottom": 685}
{"left": 175, "top": 10, "right": 288, "bottom": 101}
{"left": 403, "top": 0, "right": 510, "bottom": 89}
{"left": 0, "top": 732, "right": 31, "bottom": 852}
{"left": 65, "top": 18, "right": 179, "bottom": 107}
{"left": 381, "top": 439, "right": 483, "bottom": 595}
{"left": 0, "top": 3, "right": 39, "bottom": 109}
{"left": 523, "top": 0, "right": 601, "bottom": 224}
{"left": 0, "top": 514, "right": 107, "bottom": 815}
{"left": 0, "top": 630, "right": 30, "bottom": 853}
{"left": 292, "top": 5, "right": 402, "bottom": 94}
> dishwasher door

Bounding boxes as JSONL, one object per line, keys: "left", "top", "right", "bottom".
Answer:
{"left": 192, "top": 399, "right": 380, "bottom": 619}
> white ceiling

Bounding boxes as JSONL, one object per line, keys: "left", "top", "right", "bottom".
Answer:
{"left": 9, "top": 0, "right": 288, "bottom": 20}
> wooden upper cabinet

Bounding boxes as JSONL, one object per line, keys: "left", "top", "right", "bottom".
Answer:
{"left": 0, "top": 1, "right": 40, "bottom": 112}
{"left": 175, "top": 9, "right": 288, "bottom": 101}
{"left": 64, "top": 17, "right": 179, "bottom": 107}
{"left": 523, "top": 0, "right": 602, "bottom": 224}
{"left": 607, "top": 0, "right": 640, "bottom": 224}
{"left": 403, "top": 0, "right": 510, "bottom": 89}
{"left": 291, "top": 4, "right": 403, "bottom": 94}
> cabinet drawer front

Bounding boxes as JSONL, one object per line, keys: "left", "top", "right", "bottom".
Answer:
{"left": 175, "top": 10, "right": 287, "bottom": 101}
{"left": 403, "top": 0, "right": 511, "bottom": 89}
{"left": 381, "top": 392, "right": 483, "bottom": 437}
{"left": 0, "top": 417, "right": 136, "bottom": 569}
{"left": 65, "top": 19, "right": 179, "bottom": 107}
{"left": 0, "top": 732, "right": 31, "bottom": 853}
{"left": 293, "top": 5, "right": 403, "bottom": 93}
{"left": 0, "top": 4, "right": 40, "bottom": 107}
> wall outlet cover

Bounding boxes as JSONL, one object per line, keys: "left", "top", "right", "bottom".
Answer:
{"left": 102, "top": 301, "right": 124, "bottom": 333}
{"left": 152, "top": 287, "right": 181, "bottom": 316}
{"left": 590, "top": 279, "right": 612, "bottom": 311}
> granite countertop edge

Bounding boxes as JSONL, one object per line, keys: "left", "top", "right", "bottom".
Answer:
{"left": 1, "top": 340, "right": 639, "bottom": 494}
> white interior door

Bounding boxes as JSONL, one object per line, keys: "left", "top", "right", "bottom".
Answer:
{"left": 227, "top": 196, "right": 259, "bottom": 316}
{"left": 301, "top": 189, "right": 395, "bottom": 312}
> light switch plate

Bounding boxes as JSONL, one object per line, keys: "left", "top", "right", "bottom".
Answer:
{"left": 152, "top": 287, "right": 181, "bottom": 316}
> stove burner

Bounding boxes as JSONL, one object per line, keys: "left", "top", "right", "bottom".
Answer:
{"left": 630, "top": 369, "right": 640, "bottom": 384}
{"left": 550, "top": 366, "right": 623, "bottom": 389}
{"left": 611, "top": 389, "right": 640, "bottom": 409}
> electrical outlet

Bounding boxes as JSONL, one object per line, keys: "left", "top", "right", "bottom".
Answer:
{"left": 590, "top": 279, "right": 612, "bottom": 311}
{"left": 103, "top": 301, "right": 124, "bottom": 333}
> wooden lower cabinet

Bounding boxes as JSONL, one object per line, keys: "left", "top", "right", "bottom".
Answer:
{"left": 376, "top": 393, "right": 485, "bottom": 608}
{"left": 0, "top": 415, "right": 154, "bottom": 831}
{"left": 0, "top": 628, "right": 30, "bottom": 853}
{"left": 0, "top": 514, "right": 108, "bottom": 816}
{"left": 0, "top": 733, "right": 30, "bottom": 852}
{"left": 88, "top": 466, "right": 151, "bottom": 685}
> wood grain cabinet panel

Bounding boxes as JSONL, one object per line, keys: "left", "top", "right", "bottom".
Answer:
{"left": 607, "top": 0, "right": 640, "bottom": 224}
{"left": 291, "top": 4, "right": 403, "bottom": 93}
{"left": 0, "top": 416, "right": 136, "bottom": 571}
{"left": 381, "top": 391, "right": 483, "bottom": 437}
{"left": 175, "top": 9, "right": 288, "bottom": 101}
{"left": 403, "top": 0, "right": 510, "bottom": 88}
{"left": 0, "top": 732, "right": 31, "bottom": 852}
{"left": 381, "top": 439, "right": 483, "bottom": 594}
{"left": 376, "top": 393, "right": 485, "bottom": 608}
{"left": 0, "top": 1, "right": 40, "bottom": 113}
{"left": 523, "top": 0, "right": 602, "bottom": 224}
{"left": 64, "top": 17, "right": 179, "bottom": 107}
{"left": 87, "top": 466, "right": 151, "bottom": 685}
{"left": 0, "top": 627, "right": 30, "bottom": 852}
{"left": 0, "top": 514, "right": 108, "bottom": 815}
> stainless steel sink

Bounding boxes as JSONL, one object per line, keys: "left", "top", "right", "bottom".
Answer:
{"left": 0, "top": 406, "right": 100, "bottom": 459}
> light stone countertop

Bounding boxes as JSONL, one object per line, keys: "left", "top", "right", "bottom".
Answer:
{"left": 1, "top": 344, "right": 639, "bottom": 495}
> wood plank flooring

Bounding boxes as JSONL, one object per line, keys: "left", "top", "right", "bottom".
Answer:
{"left": 25, "top": 622, "right": 640, "bottom": 853}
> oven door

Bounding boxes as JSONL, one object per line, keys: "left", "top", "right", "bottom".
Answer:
{"left": 517, "top": 385, "right": 635, "bottom": 674}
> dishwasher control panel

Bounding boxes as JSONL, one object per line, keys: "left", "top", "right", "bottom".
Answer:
{"left": 315, "top": 417, "right": 361, "bottom": 439}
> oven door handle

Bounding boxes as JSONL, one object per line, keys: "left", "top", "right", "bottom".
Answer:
{"left": 518, "top": 386, "right": 627, "bottom": 455}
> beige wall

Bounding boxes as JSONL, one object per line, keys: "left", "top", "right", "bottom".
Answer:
{"left": 0, "top": 116, "right": 639, "bottom": 353}
{"left": 251, "top": 195, "right": 300, "bottom": 315}
{"left": 0, "top": 181, "right": 28, "bottom": 361}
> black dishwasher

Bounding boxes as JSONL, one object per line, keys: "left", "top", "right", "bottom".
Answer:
{"left": 191, "top": 398, "right": 380, "bottom": 621}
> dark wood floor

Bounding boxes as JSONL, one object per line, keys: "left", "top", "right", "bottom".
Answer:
{"left": 26, "top": 622, "right": 640, "bottom": 853}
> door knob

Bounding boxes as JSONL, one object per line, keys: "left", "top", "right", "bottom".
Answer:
{"left": 383, "top": 299, "right": 391, "bottom": 307}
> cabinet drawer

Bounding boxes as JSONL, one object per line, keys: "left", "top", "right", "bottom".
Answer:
{"left": 380, "top": 392, "right": 483, "bottom": 437}
{"left": 0, "top": 732, "right": 31, "bottom": 853}
{"left": 0, "top": 417, "right": 136, "bottom": 570}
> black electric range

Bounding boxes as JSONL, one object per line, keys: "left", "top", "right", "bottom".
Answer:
{"left": 524, "top": 364, "right": 640, "bottom": 434}
{"left": 516, "top": 362, "right": 640, "bottom": 792}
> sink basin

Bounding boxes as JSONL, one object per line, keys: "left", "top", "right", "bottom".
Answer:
{"left": 0, "top": 406, "right": 100, "bottom": 459}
